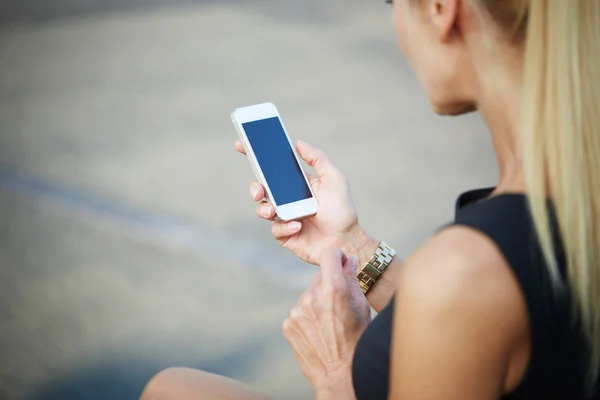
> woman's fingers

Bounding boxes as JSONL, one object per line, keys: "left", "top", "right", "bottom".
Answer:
{"left": 296, "top": 140, "right": 337, "bottom": 177}
{"left": 305, "top": 172, "right": 319, "bottom": 188}
{"left": 319, "top": 248, "right": 345, "bottom": 287}
{"left": 248, "top": 182, "right": 265, "bottom": 202}
{"left": 248, "top": 182, "right": 276, "bottom": 221}
{"left": 272, "top": 221, "right": 302, "bottom": 240}
{"left": 256, "top": 202, "right": 276, "bottom": 220}
{"left": 235, "top": 140, "right": 246, "bottom": 155}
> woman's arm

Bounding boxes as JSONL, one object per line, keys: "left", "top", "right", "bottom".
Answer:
{"left": 315, "top": 383, "right": 356, "bottom": 400}
{"left": 236, "top": 139, "right": 402, "bottom": 313}
{"left": 340, "top": 230, "right": 403, "bottom": 313}
{"left": 388, "top": 226, "right": 529, "bottom": 399}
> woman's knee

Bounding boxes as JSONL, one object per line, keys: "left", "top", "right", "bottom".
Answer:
{"left": 140, "top": 367, "right": 268, "bottom": 400}
{"left": 140, "top": 367, "right": 190, "bottom": 400}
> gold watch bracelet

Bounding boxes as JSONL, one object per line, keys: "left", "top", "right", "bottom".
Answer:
{"left": 357, "top": 241, "right": 396, "bottom": 295}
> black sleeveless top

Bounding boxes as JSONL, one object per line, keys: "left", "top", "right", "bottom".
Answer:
{"left": 352, "top": 188, "right": 596, "bottom": 399}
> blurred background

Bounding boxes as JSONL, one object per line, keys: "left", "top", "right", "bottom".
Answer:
{"left": 0, "top": 1, "right": 496, "bottom": 399}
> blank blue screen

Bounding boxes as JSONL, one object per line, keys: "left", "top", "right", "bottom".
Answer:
{"left": 243, "top": 117, "right": 312, "bottom": 205}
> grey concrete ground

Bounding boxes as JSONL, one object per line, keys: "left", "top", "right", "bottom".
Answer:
{"left": 0, "top": 1, "right": 496, "bottom": 399}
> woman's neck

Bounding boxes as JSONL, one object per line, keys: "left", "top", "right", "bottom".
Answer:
{"left": 475, "top": 63, "right": 526, "bottom": 194}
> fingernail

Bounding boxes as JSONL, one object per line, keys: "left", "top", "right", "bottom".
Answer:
{"left": 288, "top": 222, "right": 301, "bottom": 231}
{"left": 297, "top": 140, "right": 307, "bottom": 148}
{"left": 250, "top": 187, "right": 259, "bottom": 199}
{"left": 262, "top": 206, "right": 272, "bottom": 218}
{"left": 341, "top": 253, "right": 348, "bottom": 266}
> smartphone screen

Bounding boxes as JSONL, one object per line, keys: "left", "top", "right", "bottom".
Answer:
{"left": 242, "top": 117, "right": 312, "bottom": 206}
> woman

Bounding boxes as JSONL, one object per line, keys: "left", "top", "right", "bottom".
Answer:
{"left": 141, "top": 0, "right": 600, "bottom": 399}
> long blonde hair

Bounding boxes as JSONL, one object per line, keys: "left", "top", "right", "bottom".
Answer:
{"left": 483, "top": 0, "right": 600, "bottom": 387}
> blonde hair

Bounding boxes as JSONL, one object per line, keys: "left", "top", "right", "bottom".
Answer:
{"left": 483, "top": 0, "right": 600, "bottom": 387}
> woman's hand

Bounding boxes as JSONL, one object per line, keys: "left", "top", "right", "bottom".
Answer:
{"left": 235, "top": 140, "right": 366, "bottom": 265}
{"left": 282, "top": 248, "right": 371, "bottom": 398}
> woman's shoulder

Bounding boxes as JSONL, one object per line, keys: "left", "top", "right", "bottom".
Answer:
{"left": 399, "top": 224, "right": 523, "bottom": 304}
{"left": 391, "top": 226, "right": 530, "bottom": 394}
{"left": 396, "top": 225, "right": 528, "bottom": 348}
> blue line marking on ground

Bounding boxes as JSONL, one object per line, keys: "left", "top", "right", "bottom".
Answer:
{"left": 0, "top": 162, "right": 312, "bottom": 288}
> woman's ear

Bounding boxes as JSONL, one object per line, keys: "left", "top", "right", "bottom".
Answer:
{"left": 429, "top": 0, "right": 460, "bottom": 42}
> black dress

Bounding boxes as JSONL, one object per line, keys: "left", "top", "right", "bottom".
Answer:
{"left": 352, "top": 188, "right": 596, "bottom": 399}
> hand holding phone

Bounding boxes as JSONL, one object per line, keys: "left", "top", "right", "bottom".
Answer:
{"left": 233, "top": 121, "right": 364, "bottom": 266}
{"left": 232, "top": 102, "right": 319, "bottom": 221}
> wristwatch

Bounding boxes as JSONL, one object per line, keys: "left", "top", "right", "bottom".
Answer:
{"left": 357, "top": 241, "right": 396, "bottom": 295}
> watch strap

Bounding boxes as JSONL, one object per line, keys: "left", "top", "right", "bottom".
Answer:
{"left": 357, "top": 241, "right": 396, "bottom": 295}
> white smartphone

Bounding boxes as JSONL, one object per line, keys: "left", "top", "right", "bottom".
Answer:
{"left": 232, "top": 102, "right": 318, "bottom": 222}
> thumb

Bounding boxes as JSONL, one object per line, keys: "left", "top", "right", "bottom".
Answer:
{"left": 296, "top": 140, "right": 336, "bottom": 177}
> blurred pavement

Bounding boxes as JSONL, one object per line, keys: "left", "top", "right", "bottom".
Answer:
{"left": 0, "top": 1, "right": 496, "bottom": 399}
